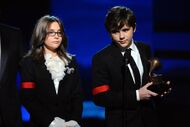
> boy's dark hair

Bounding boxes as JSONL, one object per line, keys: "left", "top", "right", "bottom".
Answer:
{"left": 105, "top": 6, "right": 136, "bottom": 33}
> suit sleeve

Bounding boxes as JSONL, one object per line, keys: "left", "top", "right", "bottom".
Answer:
{"left": 14, "top": 28, "right": 25, "bottom": 60}
{"left": 92, "top": 54, "right": 138, "bottom": 109}
{"left": 69, "top": 57, "right": 83, "bottom": 123}
{"left": 20, "top": 58, "right": 54, "bottom": 127}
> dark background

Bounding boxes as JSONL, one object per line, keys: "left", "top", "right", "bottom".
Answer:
{"left": 1, "top": 0, "right": 190, "bottom": 126}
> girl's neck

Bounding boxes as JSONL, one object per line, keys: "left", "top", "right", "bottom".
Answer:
{"left": 44, "top": 49, "right": 58, "bottom": 57}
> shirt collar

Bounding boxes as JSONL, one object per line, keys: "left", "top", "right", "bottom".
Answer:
{"left": 129, "top": 40, "right": 136, "bottom": 52}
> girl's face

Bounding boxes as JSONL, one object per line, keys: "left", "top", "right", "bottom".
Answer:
{"left": 44, "top": 21, "right": 62, "bottom": 54}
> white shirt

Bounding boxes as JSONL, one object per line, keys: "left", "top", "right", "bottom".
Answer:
{"left": 121, "top": 41, "right": 143, "bottom": 101}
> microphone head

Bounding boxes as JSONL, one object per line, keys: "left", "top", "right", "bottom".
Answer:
{"left": 125, "top": 57, "right": 130, "bottom": 65}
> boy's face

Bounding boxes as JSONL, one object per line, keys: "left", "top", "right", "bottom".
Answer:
{"left": 110, "top": 25, "right": 135, "bottom": 48}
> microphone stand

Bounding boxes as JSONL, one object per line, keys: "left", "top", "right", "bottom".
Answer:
{"left": 122, "top": 54, "right": 130, "bottom": 127}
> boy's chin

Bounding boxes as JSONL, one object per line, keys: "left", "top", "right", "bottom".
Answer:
{"left": 118, "top": 43, "right": 131, "bottom": 49}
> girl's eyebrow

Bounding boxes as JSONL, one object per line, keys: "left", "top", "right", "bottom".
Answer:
{"left": 48, "top": 28, "right": 61, "bottom": 31}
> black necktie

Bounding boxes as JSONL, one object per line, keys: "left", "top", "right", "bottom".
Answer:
{"left": 124, "top": 48, "right": 141, "bottom": 88}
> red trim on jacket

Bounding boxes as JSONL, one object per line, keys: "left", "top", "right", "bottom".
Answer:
{"left": 21, "top": 82, "right": 35, "bottom": 88}
{"left": 92, "top": 85, "right": 110, "bottom": 95}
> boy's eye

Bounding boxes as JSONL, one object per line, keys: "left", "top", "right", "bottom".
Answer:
{"left": 122, "top": 28, "right": 130, "bottom": 32}
{"left": 111, "top": 30, "right": 119, "bottom": 33}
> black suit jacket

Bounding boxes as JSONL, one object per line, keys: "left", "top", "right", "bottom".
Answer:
{"left": 0, "top": 23, "right": 24, "bottom": 127}
{"left": 20, "top": 56, "right": 83, "bottom": 127}
{"left": 92, "top": 42, "right": 158, "bottom": 127}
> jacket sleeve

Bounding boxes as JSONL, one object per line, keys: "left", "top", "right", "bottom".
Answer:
{"left": 92, "top": 54, "right": 138, "bottom": 109}
{"left": 69, "top": 57, "right": 83, "bottom": 123}
{"left": 19, "top": 58, "right": 54, "bottom": 127}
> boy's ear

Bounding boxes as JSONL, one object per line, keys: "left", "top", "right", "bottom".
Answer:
{"left": 133, "top": 27, "right": 136, "bottom": 32}
{"left": 133, "top": 23, "right": 136, "bottom": 32}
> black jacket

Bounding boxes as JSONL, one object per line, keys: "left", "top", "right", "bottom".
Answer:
{"left": 92, "top": 42, "right": 158, "bottom": 127}
{"left": 0, "top": 23, "right": 24, "bottom": 127}
{"left": 20, "top": 56, "right": 83, "bottom": 127}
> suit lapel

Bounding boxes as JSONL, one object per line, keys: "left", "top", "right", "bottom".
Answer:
{"left": 109, "top": 44, "right": 128, "bottom": 83}
{"left": 0, "top": 31, "right": 9, "bottom": 83}
{"left": 136, "top": 43, "right": 149, "bottom": 85}
{"left": 40, "top": 61, "right": 59, "bottom": 95}
{"left": 109, "top": 43, "right": 124, "bottom": 65}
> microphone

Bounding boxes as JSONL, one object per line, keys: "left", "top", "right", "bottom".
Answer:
{"left": 125, "top": 57, "right": 130, "bottom": 66}
{"left": 124, "top": 48, "right": 131, "bottom": 66}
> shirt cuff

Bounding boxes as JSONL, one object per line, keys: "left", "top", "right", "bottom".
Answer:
{"left": 136, "top": 90, "right": 140, "bottom": 101}
{"left": 49, "top": 120, "right": 55, "bottom": 127}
